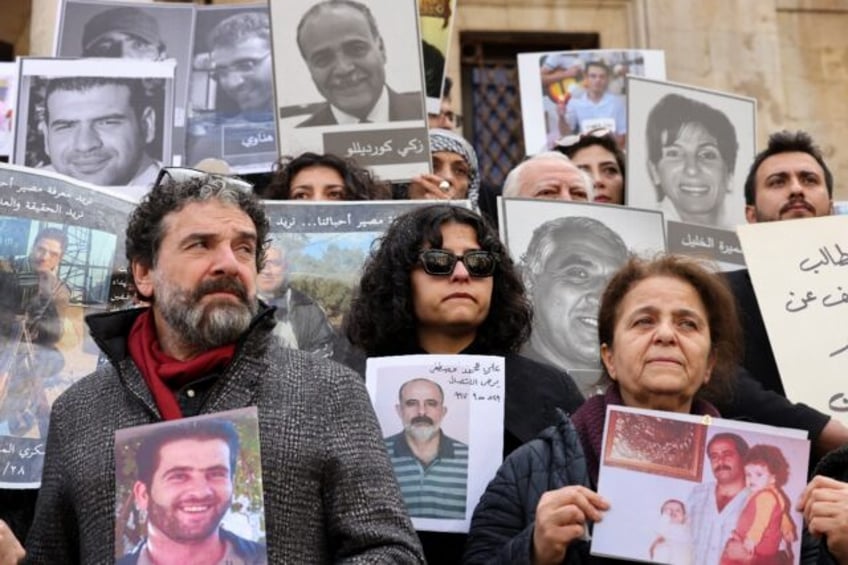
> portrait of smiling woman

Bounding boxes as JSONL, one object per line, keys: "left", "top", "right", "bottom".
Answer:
{"left": 645, "top": 93, "right": 740, "bottom": 228}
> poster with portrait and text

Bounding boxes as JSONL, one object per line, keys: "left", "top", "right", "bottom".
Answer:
{"left": 262, "top": 200, "right": 469, "bottom": 367}
{"left": 270, "top": 0, "right": 430, "bottom": 183}
{"left": 499, "top": 197, "right": 666, "bottom": 395}
{"left": 366, "top": 354, "right": 504, "bottom": 533}
{"left": 55, "top": 0, "right": 196, "bottom": 168}
{"left": 517, "top": 49, "right": 666, "bottom": 154}
{"left": 592, "top": 405, "right": 809, "bottom": 564}
{"left": 114, "top": 407, "right": 267, "bottom": 563}
{"left": 0, "top": 163, "right": 136, "bottom": 487}
{"left": 186, "top": 3, "right": 277, "bottom": 173}
{"left": 11, "top": 56, "right": 176, "bottom": 200}
{"left": 626, "top": 77, "right": 755, "bottom": 236}
{"left": 738, "top": 215, "right": 848, "bottom": 423}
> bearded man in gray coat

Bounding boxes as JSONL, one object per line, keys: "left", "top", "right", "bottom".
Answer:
{"left": 25, "top": 170, "right": 424, "bottom": 564}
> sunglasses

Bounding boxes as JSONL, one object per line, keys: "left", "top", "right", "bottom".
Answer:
{"left": 555, "top": 127, "right": 614, "bottom": 150}
{"left": 418, "top": 249, "right": 497, "bottom": 277}
{"left": 153, "top": 167, "right": 254, "bottom": 193}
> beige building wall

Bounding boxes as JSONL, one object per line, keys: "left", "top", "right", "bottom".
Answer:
{"left": 451, "top": 0, "right": 848, "bottom": 200}
{"left": 27, "top": 0, "right": 848, "bottom": 199}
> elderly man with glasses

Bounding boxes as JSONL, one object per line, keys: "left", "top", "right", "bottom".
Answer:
{"left": 25, "top": 169, "right": 425, "bottom": 564}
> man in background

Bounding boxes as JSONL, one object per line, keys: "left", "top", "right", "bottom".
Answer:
{"left": 502, "top": 152, "right": 592, "bottom": 201}
{"left": 296, "top": 0, "right": 423, "bottom": 127}
{"left": 39, "top": 77, "right": 159, "bottom": 187}
{"left": 256, "top": 243, "right": 335, "bottom": 358}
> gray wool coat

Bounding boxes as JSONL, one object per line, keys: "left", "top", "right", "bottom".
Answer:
{"left": 25, "top": 307, "right": 424, "bottom": 564}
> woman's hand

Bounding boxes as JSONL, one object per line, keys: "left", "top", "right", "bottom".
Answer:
{"left": 407, "top": 174, "right": 459, "bottom": 200}
{"left": 797, "top": 475, "right": 848, "bottom": 561}
{"left": 532, "top": 485, "right": 609, "bottom": 565}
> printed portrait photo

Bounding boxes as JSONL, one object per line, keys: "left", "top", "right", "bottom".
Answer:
{"left": 627, "top": 76, "right": 756, "bottom": 231}
{"left": 12, "top": 57, "right": 176, "bottom": 199}
{"left": 55, "top": 0, "right": 196, "bottom": 164}
{"left": 500, "top": 198, "right": 665, "bottom": 394}
{"left": 365, "top": 354, "right": 505, "bottom": 533}
{"left": 517, "top": 49, "right": 666, "bottom": 154}
{"left": 185, "top": 3, "right": 278, "bottom": 173}
{"left": 114, "top": 407, "right": 267, "bottom": 565}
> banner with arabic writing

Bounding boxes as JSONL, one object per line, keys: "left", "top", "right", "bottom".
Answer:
{"left": 0, "top": 163, "right": 135, "bottom": 487}
{"left": 738, "top": 215, "right": 848, "bottom": 423}
{"left": 262, "top": 200, "right": 468, "bottom": 368}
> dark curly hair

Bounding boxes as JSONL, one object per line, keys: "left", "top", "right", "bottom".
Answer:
{"left": 259, "top": 152, "right": 391, "bottom": 200}
{"left": 744, "top": 444, "right": 790, "bottom": 487}
{"left": 743, "top": 129, "right": 833, "bottom": 205}
{"left": 126, "top": 174, "right": 270, "bottom": 301}
{"left": 346, "top": 205, "right": 532, "bottom": 356}
{"left": 597, "top": 254, "right": 742, "bottom": 404}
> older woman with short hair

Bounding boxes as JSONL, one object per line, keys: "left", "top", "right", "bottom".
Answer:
{"left": 464, "top": 254, "right": 742, "bottom": 565}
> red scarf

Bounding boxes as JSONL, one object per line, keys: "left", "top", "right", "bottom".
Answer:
{"left": 127, "top": 310, "right": 236, "bottom": 420}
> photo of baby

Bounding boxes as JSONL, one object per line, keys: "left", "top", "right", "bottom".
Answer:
{"left": 650, "top": 498, "right": 693, "bottom": 565}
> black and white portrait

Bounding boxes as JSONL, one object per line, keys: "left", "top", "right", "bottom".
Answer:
{"left": 500, "top": 198, "right": 665, "bottom": 394}
{"left": 627, "top": 77, "right": 756, "bottom": 231}
{"left": 12, "top": 57, "right": 175, "bottom": 200}
{"left": 55, "top": 0, "right": 195, "bottom": 166}
{"left": 185, "top": 3, "right": 278, "bottom": 173}
{"left": 271, "top": 0, "right": 429, "bottom": 183}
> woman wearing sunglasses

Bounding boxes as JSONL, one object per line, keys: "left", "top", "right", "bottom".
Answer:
{"left": 346, "top": 204, "right": 584, "bottom": 564}
{"left": 556, "top": 127, "right": 626, "bottom": 205}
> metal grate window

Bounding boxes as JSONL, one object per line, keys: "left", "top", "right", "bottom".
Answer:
{"left": 460, "top": 32, "right": 600, "bottom": 192}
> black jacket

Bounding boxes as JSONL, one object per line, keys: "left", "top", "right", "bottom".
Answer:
{"left": 464, "top": 410, "right": 590, "bottom": 564}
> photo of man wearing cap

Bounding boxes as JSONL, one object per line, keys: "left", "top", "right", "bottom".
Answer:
{"left": 56, "top": 1, "right": 196, "bottom": 169}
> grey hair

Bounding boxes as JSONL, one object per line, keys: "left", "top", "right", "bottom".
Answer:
{"left": 503, "top": 151, "right": 593, "bottom": 198}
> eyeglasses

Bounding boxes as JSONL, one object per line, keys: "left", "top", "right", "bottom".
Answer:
{"left": 555, "top": 127, "right": 614, "bottom": 150}
{"left": 153, "top": 167, "right": 254, "bottom": 193}
{"left": 418, "top": 249, "right": 497, "bottom": 277}
{"left": 209, "top": 52, "right": 272, "bottom": 81}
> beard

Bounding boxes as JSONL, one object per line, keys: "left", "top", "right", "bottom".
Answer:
{"left": 404, "top": 416, "right": 440, "bottom": 442}
{"left": 146, "top": 492, "right": 231, "bottom": 543}
{"left": 155, "top": 274, "right": 258, "bottom": 352}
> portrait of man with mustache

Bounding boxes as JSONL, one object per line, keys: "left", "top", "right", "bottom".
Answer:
{"left": 385, "top": 377, "right": 468, "bottom": 519}
{"left": 295, "top": 0, "right": 423, "bottom": 128}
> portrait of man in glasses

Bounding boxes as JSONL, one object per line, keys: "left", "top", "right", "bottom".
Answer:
{"left": 384, "top": 377, "right": 468, "bottom": 520}
{"left": 294, "top": 0, "right": 424, "bottom": 128}
{"left": 186, "top": 8, "right": 276, "bottom": 170}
